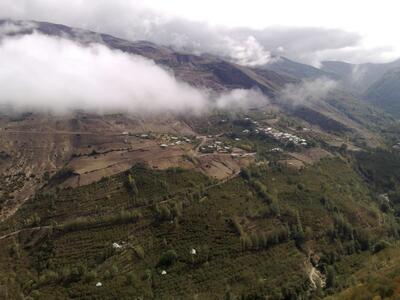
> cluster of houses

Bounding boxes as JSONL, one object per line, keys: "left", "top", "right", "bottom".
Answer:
{"left": 199, "top": 140, "right": 232, "bottom": 154}
{"left": 259, "top": 127, "right": 308, "bottom": 146}
{"left": 236, "top": 117, "right": 308, "bottom": 147}
{"left": 159, "top": 135, "right": 193, "bottom": 148}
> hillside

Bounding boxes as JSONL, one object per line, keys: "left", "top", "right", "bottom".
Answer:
{"left": 1, "top": 151, "right": 400, "bottom": 299}
{"left": 1, "top": 110, "right": 400, "bottom": 299}
{"left": 364, "top": 68, "right": 400, "bottom": 117}
{"left": 321, "top": 59, "right": 400, "bottom": 92}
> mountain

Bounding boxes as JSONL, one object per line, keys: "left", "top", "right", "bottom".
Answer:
{"left": 321, "top": 59, "right": 400, "bottom": 92}
{"left": 364, "top": 67, "right": 400, "bottom": 117}
{"left": 0, "top": 19, "right": 292, "bottom": 97}
{"left": 261, "top": 56, "right": 338, "bottom": 80}
{"left": 5, "top": 19, "right": 391, "bottom": 138}
{"left": 321, "top": 59, "right": 400, "bottom": 119}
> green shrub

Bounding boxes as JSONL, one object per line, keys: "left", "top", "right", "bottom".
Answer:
{"left": 84, "top": 270, "right": 97, "bottom": 283}
{"left": 373, "top": 240, "right": 391, "bottom": 253}
{"left": 125, "top": 271, "right": 137, "bottom": 286}
{"left": 133, "top": 244, "right": 145, "bottom": 259}
{"left": 157, "top": 250, "right": 178, "bottom": 267}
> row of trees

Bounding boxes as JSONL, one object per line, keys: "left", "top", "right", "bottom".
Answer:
{"left": 58, "top": 209, "right": 142, "bottom": 232}
{"left": 240, "top": 227, "right": 290, "bottom": 251}
{"left": 153, "top": 201, "right": 183, "bottom": 222}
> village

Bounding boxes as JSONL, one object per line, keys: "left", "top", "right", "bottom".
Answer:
{"left": 258, "top": 126, "right": 308, "bottom": 147}
{"left": 239, "top": 117, "right": 309, "bottom": 147}
{"left": 198, "top": 139, "right": 232, "bottom": 154}
{"left": 127, "top": 115, "right": 309, "bottom": 160}
{"left": 157, "top": 134, "right": 194, "bottom": 149}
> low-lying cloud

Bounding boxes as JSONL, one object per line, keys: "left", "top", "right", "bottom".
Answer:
{"left": 0, "top": 33, "right": 267, "bottom": 114}
{"left": 216, "top": 88, "right": 267, "bottom": 110}
{"left": 279, "top": 78, "right": 337, "bottom": 105}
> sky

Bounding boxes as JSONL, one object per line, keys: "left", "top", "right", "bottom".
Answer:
{"left": 145, "top": 0, "right": 400, "bottom": 60}
{"left": 0, "top": 0, "right": 399, "bottom": 65}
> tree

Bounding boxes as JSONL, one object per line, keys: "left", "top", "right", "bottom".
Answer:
{"left": 339, "top": 143, "right": 348, "bottom": 153}
{"left": 157, "top": 250, "right": 178, "bottom": 267}
{"left": 125, "top": 271, "right": 136, "bottom": 286}
{"left": 250, "top": 233, "right": 260, "bottom": 250}
{"left": 126, "top": 174, "right": 139, "bottom": 200}
{"left": 160, "top": 206, "right": 172, "bottom": 221}
{"left": 326, "top": 266, "right": 336, "bottom": 289}
{"left": 259, "top": 233, "right": 267, "bottom": 249}
{"left": 84, "top": 270, "right": 97, "bottom": 283}
{"left": 240, "top": 168, "right": 251, "bottom": 180}
{"left": 296, "top": 211, "right": 304, "bottom": 234}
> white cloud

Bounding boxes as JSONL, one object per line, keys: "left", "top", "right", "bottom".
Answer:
{"left": 279, "top": 78, "right": 337, "bottom": 105}
{"left": 216, "top": 88, "right": 268, "bottom": 110}
{"left": 0, "top": 33, "right": 206, "bottom": 114}
{"left": 0, "top": 32, "right": 268, "bottom": 114}
{"left": 223, "top": 36, "right": 271, "bottom": 66}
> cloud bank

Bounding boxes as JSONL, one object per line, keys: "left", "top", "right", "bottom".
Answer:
{"left": 0, "top": 0, "right": 393, "bottom": 66}
{"left": 0, "top": 32, "right": 267, "bottom": 114}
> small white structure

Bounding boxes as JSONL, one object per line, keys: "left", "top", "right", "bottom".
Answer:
{"left": 160, "top": 144, "right": 168, "bottom": 148}
{"left": 96, "top": 282, "right": 102, "bottom": 287}
{"left": 161, "top": 270, "right": 167, "bottom": 275}
{"left": 122, "top": 131, "right": 129, "bottom": 135}
{"left": 190, "top": 248, "right": 197, "bottom": 255}
{"left": 113, "top": 242, "right": 122, "bottom": 249}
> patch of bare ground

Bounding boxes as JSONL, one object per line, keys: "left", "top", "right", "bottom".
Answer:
{"left": 64, "top": 143, "right": 196, "bottom": 187}
{"left": 277, "top": 148, "right": 332, "bottom": 170}
{"left": 305, "top": 260, "right": 326, "bottom": 290}
{"left": 278, "top": 159, "right": 305, "bottom": 170}
{"left": 289, "top": 147, "right": 333, "bottom": 165}
{"left": 197, "top": 153, "right": 253, "bottom": 180}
